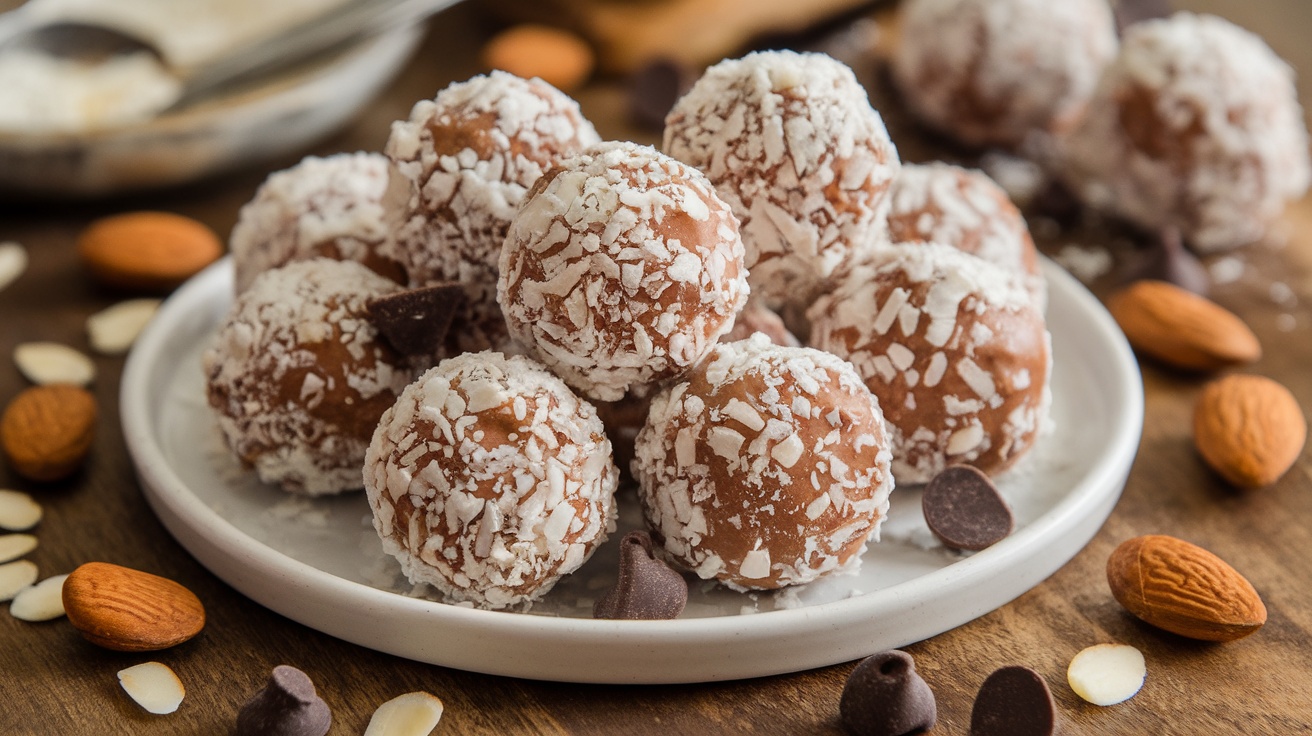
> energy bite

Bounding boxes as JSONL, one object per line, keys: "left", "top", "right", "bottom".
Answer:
{"left": 229, "top": 152, "right": 408, "bottom": 294}
{"left": 363, "top": 352, "right": 619, "bottom": 610}
{"left": 498, "top": 140, "right": 749, "bottom": 402}
{"left": 892, "top": 0, "right": 1117, "bottom": 148}
{"left": 386, "top": 71, "right": 602, "bottom": 352}
{"left": 1060, "top": 12, "right": 1311, "bottom": 252}
{"left": 632, "top": 334, "right": 894, "bottom": 591}
{"left": 663, "top": 50, "right": 900, "bottom": 308}
{"left": 809, "top": 243, "right": 1051, "bottom": 484}
{"left": 204, "top": 259, "right": 418, "bottom": 495}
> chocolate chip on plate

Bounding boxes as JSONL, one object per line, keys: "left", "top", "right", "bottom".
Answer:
{"left": 839, "top": 650, "right": 937, "bottom": 736}
{"left": 922, "top": 465, "right": 1014, "bottom": 551}
{"left": 366, "top": 283, "right": 466, "bottom": 357}
{"left": 969, "top": 665, "right": 1057, "bottom": 736}
{"left": 236, "top": 665, "right": 332, "bottom": 736}
{"left": 593, "top": 530, "right": 688, "bottom": 620}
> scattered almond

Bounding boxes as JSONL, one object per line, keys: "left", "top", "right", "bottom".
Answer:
{"left": 13, "top": 342, "right": 96, "bottom": 387}
{"left": 364, "top": 692, "right": 445, "bottom": 736}
{"left": 87, "top": 298, "right": 161, "bottom": 355}
{"left": 1107, "top": 280, "right": 1261, "bottom": 371}
{"left": 118, "top": 662, "right": 186, "bottom": 715}
{"left": 10, "top": 573, "right": 70, "bottom": 621}
{"left": 483, "top": 24, "right": 595, "bottom": 92}
{"left": 0, "top": 533, "right": 37, "bottom": 564}
{"left": 62, "top": 561, "right": 206, "bottom": 652}
{"left": 1107, "top": 535, "right": 1265, "bottom": 642}
{"left": 77, "top": 211, "right": 222, "bottom": 292}
{"left": 1194, "top": 374, "right": 1306, "bottom": 489}
{"left": 0, "top": 559, "right": 38, "bottom": 601}
{"left": 1067, "top": 643, "right": 1146, "bottom": 706}
{"left": 0, "top": 489, "right": 42, "bottom": 530}
{"left": 0, "top": 240, "right": 27, "bottom": 293}
{"left": 1, "top": 384, "right": 97, "bottom": 482}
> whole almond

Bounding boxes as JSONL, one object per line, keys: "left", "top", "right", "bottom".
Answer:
{"left": 1194, "top": 374, "right": 1306, "bottom": 489}
{"left": 62, "top": 562, "right": 205, "bottom": 651}
{"left": 0, "top": 385, "right": 97, "bottom": 482}
{"left": 1107, "top": 280, "right": 1260, "bottom": 371}
{"left": 1107, "top": 534, "right": 1266, "bottom": 642}
{"left": 482, "top": 25, "right": 595, "bottom": 93}
{"left": 78, "top": 211, "right": 222, "bottom": 292}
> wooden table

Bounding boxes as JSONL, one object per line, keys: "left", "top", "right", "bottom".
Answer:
{"left": 3, "top": 2, "right": 1310, "bottom": 733}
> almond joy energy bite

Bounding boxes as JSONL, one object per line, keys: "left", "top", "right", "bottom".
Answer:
{"left": 364, "top": 352, "right": 619, "bottom": 610}
{"left": 632, "top": 334, "right": 894, "bottom": 590}
{"left": 498, "top": 140, "right": 749, "bottom": 402}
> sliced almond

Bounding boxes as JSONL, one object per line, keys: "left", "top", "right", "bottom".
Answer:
{"left": 87, "top": 299, "right": 162, "bottom": 355}
{"left": 0, "top": 489, "right": 42, "bottom": 531}
{"left": 9, "top": 573, "right": 69, "bottom": 621}
{"left": 364, "top": 692, "right": 445, "bottom": 736}
{"left": 14, "top": 342, "right": 96, "bottom": 387}
{"left": 1067, "top": 643, "right": 1146, "bottom": 706}
{"left": 118, "top": 662, "right": 186, "bottom": 715}
{"left": 0, "top": 533, "right": 37, "bottom": 563}
{"left": 0, "top": 560, "right": 38, "bottom": 601}
{"left": 0, "top": 241, "right": 27, "bottom": 293}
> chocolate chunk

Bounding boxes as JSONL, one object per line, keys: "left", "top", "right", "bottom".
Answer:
{"left": 922, "top": 465, "right": 1014, "bottom": 551}
{"left": 628, "top": 58, "right": 693, "bottom": 131}
{"left": 366, "top": 283, "right": 465, "bottom": 357}
{"left": 1115, "top": 0, "right": 1173, "bottom": 35}
{"left": 236, "top": 665, "right": 332, "bottom": 736}
{"left": 840, "top": 650, "right": 937, "bottom": 736}
{"left": 593, "top": 530, "right": 688, "bottom": 620}
{"left": 969, "top": 666, "right": 1057, "bottom": 736}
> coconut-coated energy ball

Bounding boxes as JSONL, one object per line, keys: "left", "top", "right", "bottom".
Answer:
{"left": 632, "top": 334, "right": 895, "bottom": 591}
{"left": 887, "top": 162, "right": 1045, "bottom": 308}
{"left": 363, "top": 351, "right": 619, "bottom": 610}
{"left": 498, "top": 140, "right": 750, "bottom": 402}
{"left": 808, "top": 243, "right": 1051, "bottom": 484}
{"left": 663, "top": 50, "right": 900, "bottom": 308}
{"left": 386, "top": 71, "right": 602, "bottom": 353}
{"left": 892, "top": 0, "right": 1118, "bottom": 148}
{"left": 1060, "top": 13, "right": 1311, "bottom": 252}
{"left": 203, "top": 259, "right": 418, "bottom": 495}
{"left": 229, "top": 152, "right": 409, "bottom": 294}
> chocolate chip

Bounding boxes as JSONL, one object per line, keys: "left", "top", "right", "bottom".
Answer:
{"left": 1115, "top": 0, "right": 1173, "bottom": 35}
{"left": 840, "top": 650, "right": 937, "bottom": 736}
{"left": 366, "top": 283, "right": 465, "bottom": 357}
{"left": 628, "top": 58, "right": 693, "bottom": 131}
{"left": 922, "top": 465, "right": 1014, "bottom": 551}
{"left": 969, "top": 666, "right": 1057, "bottom": 736}
{"left": 236, "top": 665, "right": 332, "bottom": 736}
{"left": 593, "top": 530, "right": 687, "bottom": 620}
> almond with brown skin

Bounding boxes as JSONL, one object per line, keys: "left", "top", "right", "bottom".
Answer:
{"left": 62, "top": 562, "right": 206, "bottom": 652}
{"left": 1107, "top": 280, "right": 1260, "bottom": 371}
{"left": 78, "top": 211, "right": 223, "bottom": 292}
{"left": 1107, "top": 534, "right": 1266, "bottom": 642}
{"left": 0, "top": 384, "right": 97, "bottom": 482}
{"left": 1194, "top": 374, "right": 1306, "bottom": 489}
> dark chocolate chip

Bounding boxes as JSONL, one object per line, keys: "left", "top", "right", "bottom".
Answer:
{"left": 922, "top": 465, "right": 1014, "bottom": 551}
{"left": 1115, "top": 0, "right": 1174, "bottom": 36}
{"left": 593, "top": 530, "right": 688, "bottom": 620}
{"left": 235, "top": 665, "right": 332, "bottom": 736}
{"left": 840, "top": 650, "right": 937, "bottom": 736}
{"left": 628, "top": 58, "right": 693, "bottom": 131}
{"left": 969, "top": 666, "right": 1057, "bottom": 736}
{"left": 366, "top": 283, "right": 465, "bottom": 357}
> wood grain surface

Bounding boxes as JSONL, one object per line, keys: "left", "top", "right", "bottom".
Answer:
{"left": 2, "top": 2, "right": 1311, "bottom": 734}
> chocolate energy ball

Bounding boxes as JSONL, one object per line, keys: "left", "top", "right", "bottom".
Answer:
{"left": 229, "top": 152, "right": 408, "bottom": 294}
{"left": 385, "top": 71, "right": 601, "bottom": 353}
{"left": 1060, "top": 12, "right": 1311, "bottom": 252}
{"left": 363, "top": 351, "right": 619, "bottom": 610}
{"left": 663, "top": 50, "right": 900, "bottom": 308}
{"left": 892, "top": 0, "right": 1117, "bottom": 148}
{"left": 632, "top": 334, "right": 894, "bottom": 591}
{"left": 808, "top": 243, "right": 1051, "bottom": 484}
{"left": 203, "top": 259, "right": 418, "bottom": 496}
{"left": 887, "top": 162, "right": 1046, "bottom": 308}
{"left": 498, "top": 141, "right": 750, "bottom": 402}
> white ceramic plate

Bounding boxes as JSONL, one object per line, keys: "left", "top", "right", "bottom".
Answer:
{"left": 121, "top": 257, "right": 1142, "bottom": 684}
